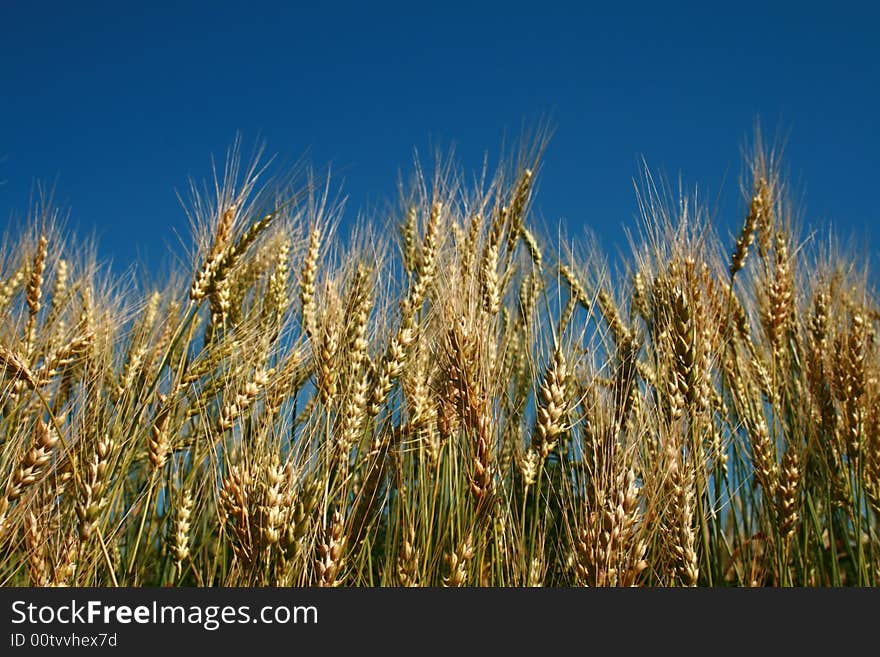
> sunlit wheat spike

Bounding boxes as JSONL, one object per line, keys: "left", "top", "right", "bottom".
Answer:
{"left": 300, "top": 224, "right": 322, "bottom": 338}
{"left": 532, "top": 343, "right": 568, "bottom": 460}
{"left": 0, "top": 345, "right": 38, "bottom": 389}
{"left": 316, "top": 509, "right": 347, "bottom": 587}
{"left": 0, "top": 420, "right": 60, "bottom": 541}
{"left": 191, "top": 210, "right": 275, "bottom": 301}
{"left": 729, "top": 177, "right": 769, "bottom": 277}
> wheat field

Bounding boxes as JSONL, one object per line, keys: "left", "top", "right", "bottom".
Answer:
{"left": 0, "top": 133, "right": 877, "bottom": 587}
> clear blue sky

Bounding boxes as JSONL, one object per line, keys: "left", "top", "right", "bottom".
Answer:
{"left": 2, "top": 1, "right": 878, "bottom": 274}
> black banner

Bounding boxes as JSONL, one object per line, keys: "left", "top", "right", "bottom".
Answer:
{"left": 0, "top": 587, "right": 874, "bottom": 652}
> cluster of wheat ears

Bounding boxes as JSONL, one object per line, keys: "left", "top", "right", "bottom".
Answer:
{"left": 0, "top": 133, "right": 877, "bottom": 587}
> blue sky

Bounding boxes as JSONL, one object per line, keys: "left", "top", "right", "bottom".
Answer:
{"left": 1, "top": 1, "right": 878, "bottom": 274}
